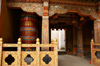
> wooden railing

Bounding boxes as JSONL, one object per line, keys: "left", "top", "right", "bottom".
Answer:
{"left": 0, "top": 38, "right": 58, "bottom": 66}
{"left": 91, "top": 39, "right": 100, "bottom": 66}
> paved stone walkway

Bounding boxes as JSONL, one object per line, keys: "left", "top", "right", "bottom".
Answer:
{"left": 58, "top": 55, "right": 94, "bottom": 66}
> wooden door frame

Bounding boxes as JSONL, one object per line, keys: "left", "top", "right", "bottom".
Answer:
{"left": 64, "top": 28, "right": 67, "bottom": 51}
{"left": 0, "top": 1, "right": 3, "bottom": 66}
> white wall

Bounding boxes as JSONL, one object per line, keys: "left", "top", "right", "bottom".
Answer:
{"left": 51, "top": 29, "right": 65, "bottom": 50}
{"left": 61, "top": 29, "right": 65, "bottom": 49}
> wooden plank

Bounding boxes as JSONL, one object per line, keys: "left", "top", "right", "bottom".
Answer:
{"left": 18, "top": 42, "right": 21, "bottom": 66}
{"left": 2, "top": 51, "right": 18, "bottom": 66}
{"left": 0, "top": 40, "right": 2, "bottom": 66}
{"left": 3, "top": 44, "right": 18, "bottom": 47}
{"left": 40, "top": 44, "right": 57, "bottom": 47}
{"left": 1, "top": 38, "right": 58, "bottom": 66}
{"left": 93, "top": 49, "right": 100, "bottom": 51}
{"left": 22, "top": 44, "right": 37, "bottom": 47}
{"left": 93, "top": 44, "right": 100, "bottom": 45}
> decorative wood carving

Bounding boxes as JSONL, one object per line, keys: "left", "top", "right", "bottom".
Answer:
{"left": 7, "top": 2, "right": 99, "bottom": 19}
{"left": 42, "top": 1, "right": 49, "bottom": 44}
{"left": 91, "top": 39, "right": 100, "bottom": 66}
{"left": 0, "top": 38, "right": 58, "bottom": 66}
{"left": 7, "top": 3, "right": 43, "bottom": 16}
{"left": 49, "top": 4, "right": 97, "bottom": 19}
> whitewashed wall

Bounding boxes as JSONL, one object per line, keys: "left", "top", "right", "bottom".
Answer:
{"left": 51, "top": 29, "right": 65, "bottom": 50}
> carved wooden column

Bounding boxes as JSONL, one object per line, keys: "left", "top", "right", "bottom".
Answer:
{"left": 54, "top": 39, "right": 58, "bottom": 66}
{"left": 94, "top": 20, "right": 100, "bottom": 43}
{"left": 67, "top": 26, "right": 73, "bottom": 53}
{"left": 42, "top": 1, "right": 49, "bottom": 50}
{"left": 73, "top": 27, "right": 77, "bottom": 55}
{"left": 17, "top": 38, "right": 21, "bottom": 66}
{"left": 77, "top": 27, "right": 84, "bottom": 56}
{"left": 42, "top": 1, "right": 49, "bottom": 44}
{"left": 36, "top": 38, "right": 40, "bottom": 66}
{"left": 94, "top": 3, "right": 100, "bottom": 43}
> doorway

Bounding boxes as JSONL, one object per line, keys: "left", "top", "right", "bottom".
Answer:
{"left": 51, "top": 29, "right": 66, "bottom": 52}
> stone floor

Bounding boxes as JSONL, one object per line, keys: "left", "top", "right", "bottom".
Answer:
{"left": 58, "top": 49, "right": 65, "bottom": 52}
{"left": 58, "top": 54, "right": 94, "bottom": 66}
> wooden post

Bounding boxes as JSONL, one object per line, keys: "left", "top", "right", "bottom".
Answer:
{"left": 77, "top": 27, "right": 84, "bottom": 56}
{"left": 17, "top": 38, "right": 21, "bottom": 66}
{"left": 42, "top": 1, "right": 49, "bottom": 50}
{"left": 94, "top": 20, "right": 100, "bottom": 43}
{"left": 91, "top": 39, "right": 94, "bottom": 64}
{"left": 36, "top": 38, "right": 40, "bottom": 66}
{"left": 0, "top": 38, "right": 3, "bottom": 66}
{"left": 73, "top": 27, "right": 77, "bottom": 55}
{"left": 94, "top": 3, "right": 100, "bottom": 43}
{"left": 54, "top": 39, "right": 58, "bottom": 66}
{"left": 51, "top": 39, "right": 54, "bottom": 51}
{"left": 51, "top": 39, "right": 54, "bottom": 44}
{"left": 42, "top": 1, "right": 49, "bottom": 44}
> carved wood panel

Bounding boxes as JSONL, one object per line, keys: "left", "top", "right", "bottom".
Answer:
{"left": 2, "top": 52, "right": 18, "bottom": 66}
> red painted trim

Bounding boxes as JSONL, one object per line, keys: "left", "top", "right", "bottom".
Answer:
{"left": 0, "top": 0, "right": 3, "bottom": 37}
{"left": 20, "top": 26, "right": 37, "bottom": 27}
{"left": 0, "top": 1, "right": 3, "bottom": 66}
{"left": 20, "top": 19, "right": 37, "bottom": 22}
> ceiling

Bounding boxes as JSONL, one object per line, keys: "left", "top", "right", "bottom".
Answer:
{"left": 6, "top": 0, "right": 99, "bottom": 3}
{"left": 50, "top": 0, "right": 99, "bottom": 3}
{"left": 49, "top": 13, "right": 91, "bottom": 28}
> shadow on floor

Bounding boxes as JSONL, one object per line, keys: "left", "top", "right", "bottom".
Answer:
{"left": 58, "top": 54, "right": 94, "bottom": 66}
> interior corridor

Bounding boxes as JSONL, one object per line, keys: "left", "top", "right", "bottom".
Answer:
{"left": 58, "top": 55, "right": 94, "bottom": 66}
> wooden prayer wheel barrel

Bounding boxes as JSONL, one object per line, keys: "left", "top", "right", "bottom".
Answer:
{"left": 20, "top": 13, "right": 38, "bottom": 44}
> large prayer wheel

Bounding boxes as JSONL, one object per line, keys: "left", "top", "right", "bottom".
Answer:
{"left": 20, "top": 13, "right": 37, "bottom": 44}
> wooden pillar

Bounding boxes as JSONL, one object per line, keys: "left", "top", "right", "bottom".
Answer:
{"left": 67, "top": 26, "right": 73, "bottom": 52}
{"left": 94, "top": 2, "right": 100, "bottom": 43}
{"left": 42, "top": 1, "right": 49, "bottom": 44}
{"left": 91, "top": 39, "right": 94, "bottom": 64}
{"left": 0, "top": 38, "right": 3, "bottom": 66}
{"left": 17, "top": 38, "right": 21, "bottom": 66}
{"left": 73, "top": 27, "right": 77, "bottom": 55}
{"left": 94, "top": 5, "right": 100, "bottom": 43}
{"left": 36, "top": 38, "right": 40, "bottom": 66}
{"left": 94, "top": 20, "right": 100, "bottom": 43}
{"left": 77, "top": 27, "right": 84, "bottom": 56}
{"left": 42, "top": 1, "right": 49, "bottom": 50}
{"left": 54, "top": 39, "right": 58, "bottom": 66}
{"left": 0, "top": 0, "right": 3, "bottom": 37}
